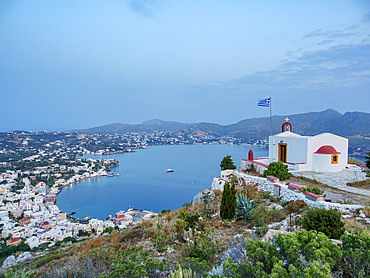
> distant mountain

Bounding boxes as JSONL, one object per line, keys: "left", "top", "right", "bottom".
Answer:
{"left": 141, "top": 119, "right": 193, "bottom": 130}
{"left": 74, "top": 109, "right": 370, "bottom": 138}
{"left": 72, "top": 119, "right": 193, "bottom": 134}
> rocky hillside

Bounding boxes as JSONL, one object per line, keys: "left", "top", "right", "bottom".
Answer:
{"left": 2, "top": 169, "right": 370, "bottom": 277}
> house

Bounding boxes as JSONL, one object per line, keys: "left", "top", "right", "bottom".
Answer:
{"left": 38, "top": 221, "right": 52, "bottom": 230}
{"left": 19, "top": 217, "right": 31, "bottom": 227}
{"left": 268, "top": 118, "right": 348, "bottom": 172}
{"left": 26, "top": 236, "right": 41, "bottom": 249}
{"left": 6, "top": 237, "right": 21, "bottom": 246}
{"left": 11, "top": 209, "right": 22, "bottom": 218}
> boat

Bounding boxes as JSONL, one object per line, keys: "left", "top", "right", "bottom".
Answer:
{"left": 83, "top": 216, "right": 90, "bottom": 221}
{"left": 166, "top": 169, "right": 174, "bottom": 173}
{"left": 117, "top": 173, "right": 120, "bottom": 176}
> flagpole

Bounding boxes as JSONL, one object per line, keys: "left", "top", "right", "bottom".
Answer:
{"left": 270, "top": 97, "right": 272, "bottom": 136}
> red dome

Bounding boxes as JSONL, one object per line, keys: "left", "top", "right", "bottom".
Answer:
{"left": 314, "top": 145, "right": 341, "bottom": 155}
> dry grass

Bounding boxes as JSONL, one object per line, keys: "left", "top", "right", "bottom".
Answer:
{"left": 343, "top": 218, "right": 365, "bottom": 231}
{"left": 241, "top": 182, "right": 262, "bottom": 199}
{"left": 347, "top": 179, "right": 370, "bottom": 190}
{"left": 363, "top": 203, "right": 370, "bottom": 217}
{"left": 348, "top": 157, "right": 363, "bottom": 166}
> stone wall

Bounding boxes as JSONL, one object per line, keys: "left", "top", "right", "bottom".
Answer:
{"left": 240, "top": 160, "right": 267, "bottom": 176}
{"left": 233, "top": 170, "right": 362, "bottom": 212}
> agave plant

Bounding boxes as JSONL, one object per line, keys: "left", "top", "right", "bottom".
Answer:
{"left": 236, "top": 194, "right": 255, "bottom": 220}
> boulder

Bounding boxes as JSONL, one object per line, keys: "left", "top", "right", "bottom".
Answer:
{"left": 1, "top": 255, "right": 16, "bottom": 269}
{"left": 16, "top": 252, "right": 32, "bottom": 263}
{"left": 211, "top": 177, "right": 225, "bottom": 191}
{"left": 192, "top": 189, "right": 215, "bottom": 205}
{"left": 261, "top": 229, "right": 290, "bottom": 243}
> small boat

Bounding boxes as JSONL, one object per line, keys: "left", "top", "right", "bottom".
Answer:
{"left": 166, "top": 169, "right": 174, "bottom": 173}
{"left": 69, "top": 211, "right": 76, "bottom": 215}
{"left": 83, "top": 216, "right": 90, "bottom": 221}
{"left": 117, "top": 173, "right": 120, "bottom": 176}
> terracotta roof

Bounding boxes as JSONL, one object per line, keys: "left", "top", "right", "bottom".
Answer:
{"left": 7, "top": 237, "right": 21, "bottom": 243}
{"left": 314, "top": 145, "right": 341, "bottom": 155}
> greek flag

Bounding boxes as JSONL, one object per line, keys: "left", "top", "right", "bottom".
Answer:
{"left": 258, "top": 98, "right": 270, "bottom": 107}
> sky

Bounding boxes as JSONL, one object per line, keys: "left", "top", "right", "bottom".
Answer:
{"left": 0, "top": 0, "right": 370, "bottom": 131}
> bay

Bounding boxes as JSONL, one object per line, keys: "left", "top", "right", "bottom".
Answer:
{"left": 56, "top": 144, "right": 268, "bottom": 220}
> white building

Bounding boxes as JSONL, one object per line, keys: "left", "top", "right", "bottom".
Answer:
{"left": 268, "top": 118, "right": 348, "bottom": 172}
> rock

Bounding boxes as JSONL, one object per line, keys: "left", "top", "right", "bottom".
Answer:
{"left": 221, "top": 170, "right": 234, "bottom": 178}
{"left": 16, "top": 252, "right": 32, "bottom": 263}
{"left": 211, "top": 177, "right": 225, "bottom": 191}
{"left": 269, "top": 203, "right": 283, "bottom": 210}
{"left": 342, "top": 214, "right": 352, "bottom": 219}
{"left": 261, "top": 229, "right": 291, "bottom": 243}
{"left": 192, "top": 189, "right": 215, "bottom": 205}
{"left": 359, "top": 210, "right": 367, "bottom": 218}
{"left": 2, "top": 255, "right": 16, "bottom": 269}
{"left": 331, "top": 239, "right": 342, "bottom": 245}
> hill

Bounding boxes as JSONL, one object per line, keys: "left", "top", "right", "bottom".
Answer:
{"left": 75, "top": 109, "right": 370, "bottom": 139}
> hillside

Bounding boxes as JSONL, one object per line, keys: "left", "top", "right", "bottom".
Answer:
{"left": 75, "top": 109, "right": 370, "bottom": 138}
{"left": 3, "top": 169, "right": 370, "bottom": 277}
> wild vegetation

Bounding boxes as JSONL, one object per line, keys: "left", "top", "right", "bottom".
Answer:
{"left": 2, "top": 173, "right": 370, "bottom": 278}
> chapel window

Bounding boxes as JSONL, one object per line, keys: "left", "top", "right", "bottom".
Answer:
{"left": 331, "top": 154, "right": 338, "bottom": 164}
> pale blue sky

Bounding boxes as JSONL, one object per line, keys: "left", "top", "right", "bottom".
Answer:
{"left": 0, "top": 0, "right": 369, "bottom": 131}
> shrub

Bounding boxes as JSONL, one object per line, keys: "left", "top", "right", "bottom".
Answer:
{"left": 263, "top": 161, "right": 291, "bottom": 181}
{"left": 285, "top": 200, "right": 308, "bottom": 214}
{"left": 220, "top": 182, "right": 237, "bottom": 220}
{"left": 300, "top": 184, "right": 325, "bottom": 196}
{"left": 169, "top": 265, "right": 196, "bottom": 278}
{"left": 223, "top": 229, "right": 341, "bottom": 277}
{"left": 341, "top": 232, "right": 370, "bottom": 277}
{"left": 302, "top": 208, "right": 345, "bottom": 239}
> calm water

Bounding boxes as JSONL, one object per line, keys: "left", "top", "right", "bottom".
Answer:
{"left": 56, "top": 144, "right": 268, "bottom": 220}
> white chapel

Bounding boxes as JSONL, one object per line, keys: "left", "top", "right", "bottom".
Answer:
{"left": 268, "top": 118, "right": 348, "bottom": 172}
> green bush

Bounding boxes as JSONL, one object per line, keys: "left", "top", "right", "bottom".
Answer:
{"left": 220, "top": 182, "right": 237, "bottom": 220}
{"left": 302, "top": 208, "right": 345, "bottom": 239}
{"left": 222, "top": 229, "right": 341, "bottom": 277}
{"left": 299, "top": 184, "right": 325, "bottom": 197}
{"left": 341, "top": 232, "right": 370, "bottom": 278}
{"left": 263, "top": 161, "right": 291, "bottom": 181}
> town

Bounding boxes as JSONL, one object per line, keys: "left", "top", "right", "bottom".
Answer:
{"left": 0, "top": 129, "right": 267, "bottom": 264}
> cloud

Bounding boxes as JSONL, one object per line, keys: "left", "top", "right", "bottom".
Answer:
{"left": 196, "top": 43, "right": 370, "bottom": 95}
{"left": 362, "top": 12, "right": 370, "bottom": 23}
{"left": 303, "top": 30, "right": 356, "bottom": 39}
{"left": 128, "top": 0, "right": 160, "bottom": 19}
{"left": 317, "top": 40, "right": 335, "bottom": 46}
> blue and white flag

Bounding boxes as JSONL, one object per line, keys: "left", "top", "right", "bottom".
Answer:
{"left": 258, "top": 98, "right": 270, "bottom": 107}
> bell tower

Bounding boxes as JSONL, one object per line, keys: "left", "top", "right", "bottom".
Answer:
{"left": 282, "top": 117, "right": 292, "bottom": 133}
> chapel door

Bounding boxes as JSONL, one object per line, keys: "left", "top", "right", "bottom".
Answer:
{"left": 279, "top": 143, "right": 287, "bottom": 162}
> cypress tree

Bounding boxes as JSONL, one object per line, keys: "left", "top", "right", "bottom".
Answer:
{"left": 220, "top": 182, "right": 237, "bottom": 220}
{"left": 220, "top": 182, "right": 230, "bottom": 219}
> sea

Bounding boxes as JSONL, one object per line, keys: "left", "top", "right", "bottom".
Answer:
{"left": 56, "top": 144, "right": 268, "bottom": 220}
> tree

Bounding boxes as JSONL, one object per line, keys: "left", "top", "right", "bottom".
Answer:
{"left": 263, "top": 161, "right": 291, "bottom": 181}
{"left": 220, "top": 182, "right": 237, "bottom": 220}
{"left": 366, "top": 151, "right": 370, "bottom": 169}
{"left": 302, "top": 208, "right": 345, "bottom": 239}
{"left": 220, "top": 155, "right": 236, "bottom": 171}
